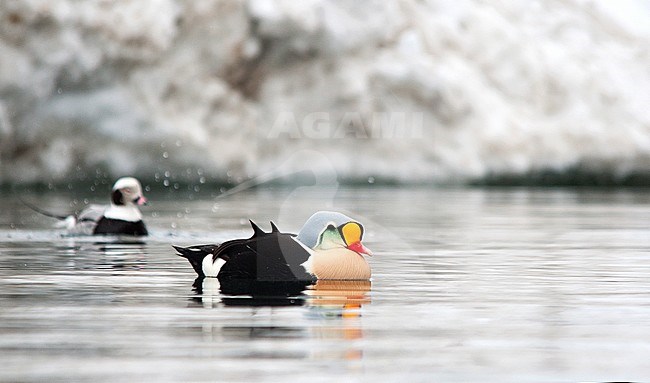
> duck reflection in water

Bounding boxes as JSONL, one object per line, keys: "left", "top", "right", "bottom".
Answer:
{"left": 192, "top": 278, "right": 371, "bottom": 363}
{"left": 51, "top": 239, "right": 147, "bottom": 271}
{"left": 190, "top": 277, "right": 372, "bottom": 311}
{"left": 306, "top": 279, "right": 371, "bottom": 314}
{"left": 303, "top": 280, "right": 371, "bottom": 362}
{"left": 191, "top": 276, "right": 310, "bottom": 307}
{"left": 94, "top": 240, "right": 147, "bottom": 270}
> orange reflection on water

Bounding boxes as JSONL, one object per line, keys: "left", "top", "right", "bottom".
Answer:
{"left": 306, "top": 280, "right": 372, "bottom": 361}
{"left": 305, "top": 280, "right": 372, "bottom": 308}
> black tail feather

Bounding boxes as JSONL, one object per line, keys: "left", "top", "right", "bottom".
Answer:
{"left": 249, "top": 220, "right": 265, "bottom": 237}
{"left": 19, "top": 197, "right": 69, "bottom": 220}
{"left": 173, "top": 245, "right": 214, "bottom": 278}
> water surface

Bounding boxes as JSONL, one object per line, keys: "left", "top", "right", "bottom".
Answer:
{"left": 1, "top": 187, "right": 649, "bottom": 382}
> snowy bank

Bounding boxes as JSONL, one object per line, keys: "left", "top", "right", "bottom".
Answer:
{"left": 0, "top": 0, "right": 649, "bottom": 186}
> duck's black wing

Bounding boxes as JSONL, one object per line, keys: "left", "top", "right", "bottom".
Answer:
{"left": 215, "top": 223, "right": 315, "bottom": 282}
{"left": 174, "top": 221, "right": 315, "bottom": 283}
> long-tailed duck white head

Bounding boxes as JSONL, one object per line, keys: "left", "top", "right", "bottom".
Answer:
{"left": 93, "top": 177, "right": 148, "bottom": 236}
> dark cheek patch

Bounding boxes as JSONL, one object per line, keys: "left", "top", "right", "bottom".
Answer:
{"left": 111, "top": 189, "right": 124, "bottom": 205}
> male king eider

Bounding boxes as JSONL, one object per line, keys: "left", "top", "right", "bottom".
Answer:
{"left": 24, "top": 177, "right": 149, "bottom": 236}
{"left": 173, "top": 211, "right": 372, "bottom": 282}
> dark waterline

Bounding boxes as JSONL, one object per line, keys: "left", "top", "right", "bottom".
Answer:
{"left": 1, "top": 186, "right": 649, "bottom": 382}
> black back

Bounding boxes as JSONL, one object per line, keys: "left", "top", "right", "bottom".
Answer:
{"left": 93, "top": 217, "right": 148, "bottom": 236}
{"left": 174, "top": 221, "right": 315, "bottom": 283}
{"left": 216, "top": 221, "right": 314, "bottom": 282}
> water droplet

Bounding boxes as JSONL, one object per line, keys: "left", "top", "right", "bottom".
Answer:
{"left": 164, "top": 171, "right": 171, "bottom": 177}
{"left": 90, "top": 185, "right": 96, "bottom": 191}
{"left": 199, "top": 176, "right": 206, "bottom": 184}
{"left": 173, "top": 183, "right": 179, "bottom": 190}
{"left": 163, "top": 180, "right": 170, "bottom": 187}
{"left": 175, "top": 140, "right": 182, "bottom": 147}
{"left": 193, "top": 185, "right": 200, "bottom": 192}
{"left": 171, "top": 222, "right": 177, "bottom": 229}
{"left": 176, "top": 212, "right": 183, "bottom": 218}
{"left": 368, "top": 176, "right": 375, "bottom": 184}
{"left": 57, "top": 88, "right": 62, "bottom": 94}
{"left": 162, "top": 151, "right": 169, "bottom": 159}
{"left": 145, "top": 185, "right": 151, "bottom": 192}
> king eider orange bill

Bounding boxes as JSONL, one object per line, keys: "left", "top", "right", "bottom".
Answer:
{"left": 341, "top": 222, "right": 373, "bottom": 256}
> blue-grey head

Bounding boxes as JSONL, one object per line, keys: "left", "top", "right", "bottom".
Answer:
{"left": 297, "top": 211, "right": 352, "bottom": 248}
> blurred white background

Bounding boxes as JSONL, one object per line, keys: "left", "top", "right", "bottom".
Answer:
{"left": 0, "top": 0, "right": 648, "bottom": 185}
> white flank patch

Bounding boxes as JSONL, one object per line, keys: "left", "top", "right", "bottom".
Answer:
{"left": 202, "top": 257, "right": 226, "bottom": 278}
{"left": 56, "top": 215, "right": 77, "bottom": 230}
{"left": 293, "top": 237, "right": 315, "bottom": 275}
{"left": 300, "top": 257, "right": 313, "bottom": 274}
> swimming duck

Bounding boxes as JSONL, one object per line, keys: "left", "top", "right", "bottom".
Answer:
{"left": 24, "top": 177, "right": 148, "bottom": 236}
{"left": 174, "top": 211, "right": 372, "bottom": 281}
{"left": 91, "top": 177, "right": 148, "bottom": 236}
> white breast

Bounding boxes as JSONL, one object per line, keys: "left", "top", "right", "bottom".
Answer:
{"left": 103, "top": 205, "right": 142, "bottom": 222}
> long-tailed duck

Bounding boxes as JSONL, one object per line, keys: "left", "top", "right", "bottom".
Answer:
{"left": 25, "top": 177, "right": 148, "bottom": 236}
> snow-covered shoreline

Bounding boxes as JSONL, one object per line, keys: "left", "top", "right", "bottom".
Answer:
{"left": 1, "top": 0, "right": 648, "bottom": 185}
